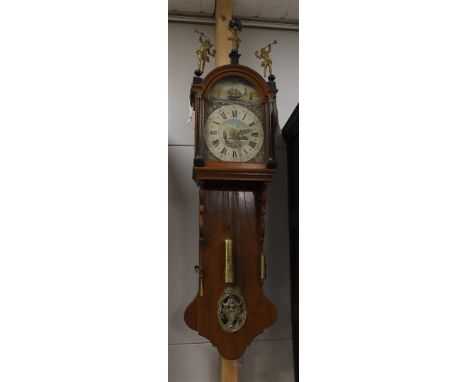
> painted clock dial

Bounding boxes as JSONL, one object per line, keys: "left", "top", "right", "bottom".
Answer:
{"left": 204, "top": 104, "right": 264, "bottom": 162}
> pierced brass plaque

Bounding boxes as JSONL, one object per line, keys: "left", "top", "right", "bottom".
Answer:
{"left": 217, "top": 287, "right": 247, "bottom": 332}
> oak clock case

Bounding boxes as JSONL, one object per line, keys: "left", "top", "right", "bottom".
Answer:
{"left": 185, "top": 64, "right": 278, "bottom": 360}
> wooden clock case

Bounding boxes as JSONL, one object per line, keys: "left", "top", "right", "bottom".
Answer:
{"left": 184, "top": 63, "right": 279, "bottom": 360}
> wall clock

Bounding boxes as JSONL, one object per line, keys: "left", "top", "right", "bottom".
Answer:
{"left": 184, "top": 60, "right": 279, "bottom": 360}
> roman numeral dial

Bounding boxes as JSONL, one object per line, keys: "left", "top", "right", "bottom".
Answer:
{"left": 204, "top": 104, "right": 264, "bottom": 162}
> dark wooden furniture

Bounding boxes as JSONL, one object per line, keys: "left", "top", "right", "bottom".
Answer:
{"left": 282, "top": 103, "right": 299, "bottom": 382}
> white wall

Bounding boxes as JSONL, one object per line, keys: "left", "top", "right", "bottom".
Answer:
{"left": 168, "top": 22, "right": 298, "bottom": 381}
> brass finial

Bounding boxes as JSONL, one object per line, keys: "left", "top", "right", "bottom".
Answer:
{"left": 228, "top": 19, "right": 242, "bottom": 52}
{"left": 228, "top": 19, "right": 242, "bottom": 64}
{"left": 194, "top": 29, "right": 216, "bottom": 77}
{"left": 255, "top": 40, "right": 277, "bottom": 81}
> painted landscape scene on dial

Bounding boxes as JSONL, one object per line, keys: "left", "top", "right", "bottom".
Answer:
{"left": 208, "top": 77, "right": 262, "bottom": 105}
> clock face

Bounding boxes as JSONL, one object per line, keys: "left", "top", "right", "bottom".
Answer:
{"left": 204, "top": 104, "right": 264, "bottom": 162}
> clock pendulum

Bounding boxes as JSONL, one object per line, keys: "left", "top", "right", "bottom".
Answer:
{"left": 184, "top": 12, "right": 280, "bottom": 376}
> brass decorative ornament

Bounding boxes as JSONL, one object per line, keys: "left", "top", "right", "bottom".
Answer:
{"left": 194, "top": 29, "right": 216, "bottom": 77}
{"left": 228, "top": 18, "right": 242, "bottom": 65}
{"left": 255, "top": 40, "right": 277, "bottom": 81}
{"left": 217, "top": 287, "right": 247, "bottom": 333}
{"left": 228, "top": 19, "right": 242, "bottom": 51}
{"left": 224, "top": 239, "right": 234, "bottom": 283}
